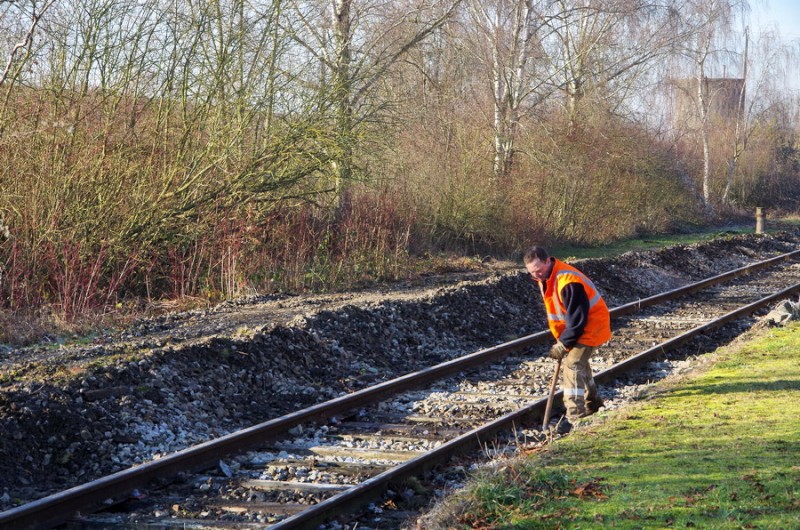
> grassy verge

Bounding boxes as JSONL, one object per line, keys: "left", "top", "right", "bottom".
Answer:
{"left": 552, "top": 231, "right": 742, "bottom": 260}
{"left": 421, "top": 322, "right": 800, "bottom": 529}
{"left": 551, "top": 219, "right": 799, "bottom": 260}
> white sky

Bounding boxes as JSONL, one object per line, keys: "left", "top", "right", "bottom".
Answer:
{"left": 751, "top": 0, "right": 800, "bottom": 92}
{"left": 754, "top": 0, "right": 800, "bottom": 40}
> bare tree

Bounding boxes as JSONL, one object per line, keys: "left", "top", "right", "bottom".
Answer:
{"left": 284, "top": 0, "right": 463, "bottom": 214}
{"left": 721, "top": 25, "right": 799, "bottom": 205}
{"left": 722, "top": 24, "right": 748, "bottom": 204}
{"left": 0, "top": 0, "right": 57, "bottom": 132}
{"left": 543, "top": 0, "right": 687, "bottom": 132}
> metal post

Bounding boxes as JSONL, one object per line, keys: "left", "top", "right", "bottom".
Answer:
{"left": 756, "top": 207, "right": 764, "bottom": 234}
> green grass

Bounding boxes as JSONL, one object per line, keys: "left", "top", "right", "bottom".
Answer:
{"left": 428, "top": 322, "right": 800, "bottom": 529}
{"left": 549, "top": 215, "right": 800, "bottom": 260}
{"left": 551, "top": 226, "right": 761, "bottom": 261}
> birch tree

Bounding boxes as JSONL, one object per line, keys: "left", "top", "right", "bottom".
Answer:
{"left": 543, "top": 0, "right": 686, "bottom": 132}
{"left": 465, "top": 0, "right": 551, "bottom": 180}
{"left": 671, "top": 0, "right": 746, "bottom": 213}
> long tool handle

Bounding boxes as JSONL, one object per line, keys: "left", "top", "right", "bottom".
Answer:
{"left": 542, "top": 358, "right": 562, "bottom": 430}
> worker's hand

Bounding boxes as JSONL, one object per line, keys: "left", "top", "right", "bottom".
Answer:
{"left": 548, "top": 341, "right": 568, "bottom": 360}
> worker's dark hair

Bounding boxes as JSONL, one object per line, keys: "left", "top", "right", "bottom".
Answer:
{"left": 523, "top": 246, "right": 549, "bottom": 264}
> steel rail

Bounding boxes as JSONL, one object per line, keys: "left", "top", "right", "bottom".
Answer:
{"left": 268, "top": 281, "right": 800, "bottom": 530}
{"left": 1, "top": 249, "right": 798, "bottom": 530}
{"left": 608, "top": 248, "right": 800, "bottom": 317}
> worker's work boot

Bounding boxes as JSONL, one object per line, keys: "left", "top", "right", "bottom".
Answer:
{"left": 586, "top": 396, "right": 604, "bottom": 414}
{"left": 549, "top": 417, "right": 572, "bottom": 435}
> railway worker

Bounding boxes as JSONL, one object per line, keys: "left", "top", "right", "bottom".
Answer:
{"left": 524, "top": 246, "right": 611, "bottom": 430}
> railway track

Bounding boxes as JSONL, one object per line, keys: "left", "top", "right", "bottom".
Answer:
{"left": 2, "top": 249, "right": 799, "bottom": 530}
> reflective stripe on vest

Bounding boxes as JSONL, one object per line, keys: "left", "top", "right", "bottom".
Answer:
{"left": 547, "top": 269, "right": 603, "bottom": 322}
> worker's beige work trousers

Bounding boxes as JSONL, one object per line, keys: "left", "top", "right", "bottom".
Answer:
{"left": 562, "top": 343, "right": 599, "bottom": 421}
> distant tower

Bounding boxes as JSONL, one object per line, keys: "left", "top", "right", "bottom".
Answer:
{"left": 672, "top": 77, "right": 745, "bottom": 130}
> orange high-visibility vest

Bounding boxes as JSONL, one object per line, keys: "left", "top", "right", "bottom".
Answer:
{"left": 542, "top": 259, "right": 611, "bottom": 346}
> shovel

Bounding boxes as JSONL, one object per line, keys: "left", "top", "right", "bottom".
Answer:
{"left": 542, "top": 358, "right": 561, "bottom": 431}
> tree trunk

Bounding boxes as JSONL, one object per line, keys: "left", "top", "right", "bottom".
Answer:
{"left": 722, "top": 28, "right": 748, "bottom": 204}
{"left": 331, "top": 0, "right": 353, "bottom": 217}
{"left": 697, "top": 76, "right": 713, "bottom": 214}
{"left": 489, "top": 0, "right": 535, "bottom": 180}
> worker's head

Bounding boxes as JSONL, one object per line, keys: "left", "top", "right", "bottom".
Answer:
{"left": 523, "top": 246, "right": 553, "bottom": 282}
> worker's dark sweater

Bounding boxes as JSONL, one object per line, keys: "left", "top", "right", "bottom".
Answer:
{"left": 556, "top": 282, "right": 589, "bottom": 349}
